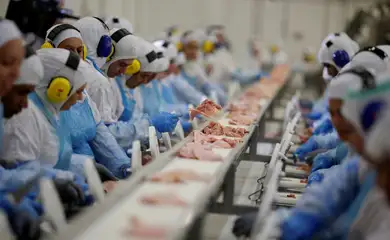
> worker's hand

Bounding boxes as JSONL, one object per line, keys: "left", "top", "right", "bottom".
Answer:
{"left": 180, "top": 121, "right": 192, "bottom": 133}
{"left": 311, "top": 155, "right": 333, "bottom": 173}
{"left": 53, "top": 178, "right": 86, "bottom": 206}
{"left": 307, "top": 171, "right": 325, "bottom": 186}
{"left": 151, "top": 112, "right": 179, "bottom": 133}
{"left": 294, "top": 138, "right": 318, "bottom": 162}
{"left": 280, "top": 212, "right": 319, "bottom": 240}
{"left": 7, "top": 198, "right": 41, "bottom": 240}
{"left": 304, "top": 112, "right": 322, "bottom": 121}
{"left": 313, "top": 118, "right": 333, "bottom": 135}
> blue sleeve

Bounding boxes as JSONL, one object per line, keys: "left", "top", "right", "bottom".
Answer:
{"left": 230, "top": 70, "right": 264, "bottom": 84}
{"left": 171, "top": 77, "right": 207, "bottom": 106}
{"left": 313, "top": 118, "right": 333, "bottom": 135}
{"left": 313, "top": 131, "right": 340, "bottom": 149}
{"left": 0, "top": 163, "right": 41, "bottom": 192}
{"left": 281, "top": 157, "right": 361, "bottom": 240}
{"left": 90, "top": 122, "right": 131, "bottom": 179}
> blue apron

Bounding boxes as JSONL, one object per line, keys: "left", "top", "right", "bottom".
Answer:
{"left": 29, "top": 93, "right": 72, "bottom": 170}
{"left": 87, "top": 56, "right": 105, "bottom": 76}
{"left": 161, "top": 81, "right": 178, "bottom": 105}
{"left": 60, "top": 96, "right": 96, "bottom": 157}
{"left": 115, "top": 77, "right": 136, "bottom": 122}
{"left": 139, "top": 80, "right": 161, "bottom": 117}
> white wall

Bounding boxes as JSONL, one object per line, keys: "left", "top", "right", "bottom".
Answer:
{"left": 0, "top": 0, "right": 378, "bottom": 64}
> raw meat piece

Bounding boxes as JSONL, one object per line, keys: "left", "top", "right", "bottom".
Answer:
{"left": 123, "top": 216, "right": 167, "bottom": 239}
{"left": 189, "top": 99, "right": 222, "bottom": 120}
{"left": 211, "top": 140, "right": 232, "bottom": 148}
{"left": 229, "top": 115, "right": 254, "bottom": 126}
{"left": 103, "top": 181, "right": 117, "bottom": 193}
{"left": 202, "top": 121, "right": 224, "bottom": 136}
{"left": 223, "top": 126, "right": 248, "bottom": 138}
{"left": 148, "top": 169, "right": 211, "bottom": 183}
{"left": 192, "top": 130, "right": 240, "bottom": 148}
{"left": 221, "top": 138, "right": 240, "bottom": 148}
{"left": 178, "top": 142, "right": 223, "bottom": 161}
{"left": 140, "top": 192, "right": 188, "bottom": 207}
{"left": 202, "top": 122, "right": 248, "bottom": 138}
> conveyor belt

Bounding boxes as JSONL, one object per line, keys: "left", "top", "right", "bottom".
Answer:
{"left": 48, "top": 72, "right": 293, "bottom": 240}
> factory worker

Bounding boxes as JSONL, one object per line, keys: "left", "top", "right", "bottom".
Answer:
{"left": 206, "top": 29, "right": 266, "bottom": 86}
{"left": 0, "top": 47, "right": 93, "bottom": 239}
{"left": 262, "top": 40, "right": 288, "bottom": 66}
{"left": 153, "top": 40, "right": 207, "bottom": 106}
{"left": 180, "top": 30, "right": 227, "bottom": 105}
{"left": 41, "top": 24, "right": 130, "bottom": 179}
{"left": 305, "top": 32, "right": 359, "bottom": 122}
{"left": 1, "top": 48, "right": 93, "bottom": 171}
{"left": 105, "top": 16, "right": 134, "bottom": 33}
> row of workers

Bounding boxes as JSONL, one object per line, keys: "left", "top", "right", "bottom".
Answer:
{"left": 233, "top": 32, "right": 390, "bottom": 239}
{"left": 0, "top": 15, "right": 273, "bottom": 239}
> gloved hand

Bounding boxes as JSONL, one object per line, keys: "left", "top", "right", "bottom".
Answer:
{"left": 304, "top": 111, "right": 322, "bottom": 121}
{"left": 281, "top": 212, "right": 320, "bottom": 240}
{"left": 1, "top": 197, "right": 41, "bottom": 240}
{"left": 232, "top": 212, "right": 257, "bottom": 237}
{"left": 307, "top": 171, "right": 325, "bottom": 186}
{"left": 180, "top": 121, "right": 192, "bottom": 133}
{"left": 294, "top": 138, "right": 318, "bottom": 162}
{"left": 53, "top": 178, "right": 86, "bottom": 207}
{"left": 313, "top": 118, "right": 333, "bottom": 135}
{"left": 311, "top": 155, "right": 334, "bottom": 173}
{"left": 151, "top": 112, "right": 179, "bottom": 133}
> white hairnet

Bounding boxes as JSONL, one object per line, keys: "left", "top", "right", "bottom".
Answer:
{"left": 176, "top": 52, "right": 186, "bottom": 66}
{"left": 45, "top": 24, "right": 83, "bottom": 48}
{"left": 73, "top": 17, "right": 110, "bottom": 68}
{"left": 105, "top": 16, "right": 134, "bottom": 33}
{"left": 35, "top": 48, "right": 93, "bottom": 111}
{"left": 101, "top": 28, "right": 140, "bottom": 71}
{"left": 0, "top": 19, "right": 22, "bottom": 47}
{"left": 15, "top": 46, "right": 43, "bottom": 86}
{"left": 341, "top": 72, "right": 390, "bottom": 162}
{"left": 317, "top": 32, "right": 359, "bottom": 70}
{"left": 153, "top": 40, "right": 178, "bottom": 60}
{"left": 182, "top": 29, "right": 206, "bottom": 45}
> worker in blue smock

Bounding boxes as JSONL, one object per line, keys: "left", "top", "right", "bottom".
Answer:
{"left": 206, "top": 27, "right": 266, "bottom": 86}
{"left": 305, "top": 32, "right": 359, "bottom": 122}
{"left": 0, "top": 19, "right": 42, "bottom": 240}
{"left": 41, "top": 24, "right": 130, "bottom": 179}
{"left": 179, "top": 30, "right": 227, "bottom": 105}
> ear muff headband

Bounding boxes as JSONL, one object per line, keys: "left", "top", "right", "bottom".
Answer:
{"left": 106, "top": 28, "right": 132, "bottom": 62}
{"left": 341, "top": 67, "right": 376, "bottom": 90}
{"left": 355, "top": 46, "right": 388, "bottom": 60}
{"left": 326, "top": 40, "right": 350, "bottom": 69}
{"left": 47, "top": 51, "right": 80, "bottom": 103}
{"left": 41, "top": 24, "right": 87, "bottom": 61}
{"left": 93, "top": 17, "right": 112, "bottom": 58}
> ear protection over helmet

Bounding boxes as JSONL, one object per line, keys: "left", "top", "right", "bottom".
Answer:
{"left": 342, "top": 67, "right": 383, "bottom": 132}
{"left": 106, "top": 28, "right": 141, "bottom": 75}
{"left": 125, "top": 50, "right": 160, "bottom": 75}
{"left": 325, "top": 33, "right": 350, "bottom": 69}
{"left": 354, "top": 46, "right": 388, "bottom": 60}
{"left": 46, "top": 51, "right": 80, "bottom": 103}
{"left": 41, "top": 24, "right": 87, "bottom": 61}
{"left": 202, "top": 40, "right": 214, "bottom": 54}
{"left": 93, "top": 17, "right": 113, "bottom": 58}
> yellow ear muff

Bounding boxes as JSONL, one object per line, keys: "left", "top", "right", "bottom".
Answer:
{"left": 202, "top": 40, "right": 214, "bottom": 54}
{"left": 41, "top": 41, "right": 54, "bottom": 49}
{"left": 270, "top": 45, "right": 279, "bottom": 54}
{"left": 82, "top": 44, "right": 87, "bottom": 61}
{"left": 106, "top": 45, "right": 115, "bottom": 63}
{"left": 176, "top": 42, "right": 183, "bottom": 52}
{"left": 47, "top": 77, "right": 72, "bottom": 103}
{"left": 125, "top": 59, "right": 141, "bottom": 75}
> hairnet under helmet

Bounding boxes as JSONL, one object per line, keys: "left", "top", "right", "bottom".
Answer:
{"left": 341, "top": 71, "right": 390, "bottom": 162}
{"left": 73, "top": 17, "right": 112, "bottom": 68}
{"left": 0, "top": 19, "right": 22, "bottom": 47}
{"left": 45, "top": 24, "right": 83, "bottom": 48}
{"left": 105, "top": 16, "right": 134, "bottom": 33}
{"left": 35, "top": 48, "right": 93, "bottom": 111}
{"left": 15, "top": 45, "right": 43, "bottom": 86}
